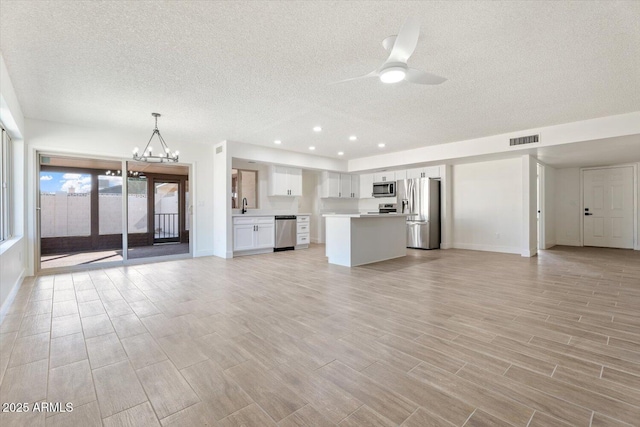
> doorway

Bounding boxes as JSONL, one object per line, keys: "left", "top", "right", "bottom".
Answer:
{"left": 36, "top": 153, "right": 192, "bottom": 272}
{"left": 126, "top": 163, "right": 189, "bottom": 260}
{"left": 583, "top": 166, "right": 634, "bottom": 249}
{"left": 152, "top": 179, "right": 181, "bottom": 244}
{"left": 38, "top": 155, "right": 125, "bottom": 270}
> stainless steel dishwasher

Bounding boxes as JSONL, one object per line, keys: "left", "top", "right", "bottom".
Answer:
{"left": 274, "top": 215, "right": 297, "bottom": 251}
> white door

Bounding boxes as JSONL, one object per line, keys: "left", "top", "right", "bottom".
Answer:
{"left": 255, "top": 223, "right": 275, "bottom": 248}
{"left": 340, "top": 174, "right": 352, "bottom": 198}
{"left": 350, "top": 175, "right": 360, "bottom": 198}
{"left": 234, "top": 224, "right": 255, "bottom": 251}
{"left": 360, "top": 174, "right": 374, "bottom": 199}
{"left": 583, "top": 167, "right": 634, "bottom": 249}
{"left": 269, "top": 166, "right": 288, "bottom": 196}
{"left": 288, "top": 168, "right": 302, "bottom": 196}
{"left": 325, "top": 172, "right": 340, "bottom": 198}
{"left": 406, "top": 168, "right": 423, "bottom": 179}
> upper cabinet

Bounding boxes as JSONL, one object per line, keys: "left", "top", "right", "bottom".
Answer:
{"left": 360, "top": 173, "right": 374, "bottom": 199}
{"left": 373, "top": 171, "right": 395, "bottom": 183}
{"left": 395, "top": 170, "right": 407, "bottom": 180}
{"left": 406, "top": 166, "right": 441, "bottom": 179}
{"left": 321, "top": 172, "right": 360, "bottom": 198}
{"left": 268, "top": 165, "right": 302, "bottom": 196}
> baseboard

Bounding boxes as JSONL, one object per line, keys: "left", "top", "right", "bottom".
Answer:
{"left": 544, "top": 241, "right": 557, "bottom": 249}
{"left": 194, "top": 249, "right": 215, "bottom": 258}
{"left": 556, "top": 239, "right": 581, "bottom": 247}
{"left": 452, "top": 242, "right": 521, "bottom": 255}
{"left": 440, "top": 243, "right": 452, "bottom": 249}
{"left": 521, "top": 247, "right": 538, "bottom": 258}
{"left": 233, "top": 248, "right": 272, "bottom": 257}
{"left": 0, "top": 268, "right": 25, "bottom": 323}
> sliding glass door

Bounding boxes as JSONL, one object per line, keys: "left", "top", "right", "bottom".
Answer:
{"left": 37, "top": 153, "right": 191, "bottom": 272}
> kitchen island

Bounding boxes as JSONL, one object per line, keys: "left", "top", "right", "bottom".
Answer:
{"left": 323, "top": 213, "right": 409, "bottom": 267}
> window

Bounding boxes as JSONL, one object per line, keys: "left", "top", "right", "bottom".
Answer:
{"left": 0, "top": 126, "right": 12, "bottom": 242}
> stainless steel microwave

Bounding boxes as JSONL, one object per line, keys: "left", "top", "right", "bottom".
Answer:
{"left": 372, "top": 181, "right": 396, "bottom": 198}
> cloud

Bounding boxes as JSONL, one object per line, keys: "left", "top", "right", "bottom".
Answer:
{"left": 60, "top": 174, "right": 92, "bottom": 193}
{"left": 62, "top": 173, "right": 82, "bottom": 180}
{"left": 40, "top": 175, "right": 53, "bottom": 181}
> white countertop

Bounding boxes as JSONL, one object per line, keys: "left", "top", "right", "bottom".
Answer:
{"left": 322, "top": 213, "right": 409, "bottom": 218}
{"left": 232, "top": 212, "right": 311, "bottom": 217}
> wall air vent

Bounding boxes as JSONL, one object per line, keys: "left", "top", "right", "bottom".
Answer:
{"left": 510, "top": 134, "right": 539, "bottom": 146}
{"left": 216, "top": 145, "right": 223, "bottom": 154}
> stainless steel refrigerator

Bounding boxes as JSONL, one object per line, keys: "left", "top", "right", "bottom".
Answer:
{"left": 397, "top": 178, "right": 440, "bottom": 249}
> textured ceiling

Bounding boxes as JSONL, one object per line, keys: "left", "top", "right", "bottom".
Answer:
{"left": 1, "top": 1, "right": 639, "bottom": 160}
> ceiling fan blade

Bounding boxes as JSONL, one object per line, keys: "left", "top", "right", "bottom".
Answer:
{"left": 329, "top": 69, "right": 378, "bottom": 85}
{"left": 405, "top": 68, "right": 447, "bottom": 85}
{"left": 386, "top": 17, "right": 420, "bottom": 64}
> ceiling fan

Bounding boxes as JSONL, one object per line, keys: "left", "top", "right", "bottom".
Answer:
{"left": 333, "top": 17, "right": 447, "bottom": 86}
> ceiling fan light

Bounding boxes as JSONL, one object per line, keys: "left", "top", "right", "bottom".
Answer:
{"left": 379, "top": 66, "right": 406, "bottom": 84}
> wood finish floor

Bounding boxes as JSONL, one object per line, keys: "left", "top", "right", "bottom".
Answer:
{"left": 1, "top": 245, "right": 639, "bottom": 426}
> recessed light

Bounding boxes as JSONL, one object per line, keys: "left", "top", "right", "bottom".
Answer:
{"left": 309, "top": 146, "right": 316, "bottom": 151}
{"left": 313, "top": 126, "right": 322, "bottom": 132}
{"left": 274, "top": 140, "right": 282, "bottom": 145}
{"left": 378, "top": 143, "right": 386, "bottom": 148}
{"left": 349, "top": 135, "right": 357, "bottom": 141}
{"left": 338, "top": 151, "right": 344, "bottom": 156}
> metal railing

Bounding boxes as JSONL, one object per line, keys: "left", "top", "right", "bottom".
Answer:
{"left": 154, "top": 213, "right": 179, "bottom": 239}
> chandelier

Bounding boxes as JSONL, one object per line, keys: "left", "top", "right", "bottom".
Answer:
{"left": 133, "top": 113, "right": 179, "bottom": 163}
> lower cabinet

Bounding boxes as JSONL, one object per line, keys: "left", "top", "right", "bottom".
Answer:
{"left": 233, "top": 216, "right": 274, "bottom": 252}
{"left": 296, "top": 215, "right": 310, "bottom": 248}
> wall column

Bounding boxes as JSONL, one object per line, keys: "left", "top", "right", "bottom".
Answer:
{"left": 522, "top": 155, "right": 537, "bottom": 257}
{"left": 440, "top": 164, "right": 453, "bottom": 249}
{"left": 212, "top": 141, "right": 233, "bottom": 258}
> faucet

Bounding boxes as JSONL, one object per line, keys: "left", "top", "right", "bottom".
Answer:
{"left": 241, "top": 197, "right": 248, "bottom": 214}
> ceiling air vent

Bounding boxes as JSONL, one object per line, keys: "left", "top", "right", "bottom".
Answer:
{"left": 510, "top": 134, "right": 539, "bottom": 146}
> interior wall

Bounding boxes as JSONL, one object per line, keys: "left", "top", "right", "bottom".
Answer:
{"left": 522, "top": 155, "right": 537, "bottom": 257}
{"left": 0, "top": 53, "right": 26, "bottom": 319}
{"left": 554, "top": 167, "right": 582, "bottom": 246}
{"left": 348, "top": 112, "right": 640, "bottom": 173}
{"left": 300, "top": 171, "right": 319, "bottom": 242}
{"left": 544, "top": 165, "right": 557, "bottom": 248}
{"left": 452, "top": 158, "right": 523, "bottom": 254}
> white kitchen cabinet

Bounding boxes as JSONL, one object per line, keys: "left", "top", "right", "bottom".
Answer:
{"left": 233, "top": 216, "right": 275, "bottom": 252}
{"left": 406, "top": 166, "right": 441, "bottom": 179}
{"left": 321, "top": 172, "right": 359, "bottom": 198}
{"left": 321, "top": 171, "right": 341, "bottom": 198}
{"left": 373, "top": 171, "right": 395, "bottom": 183}
{"left": 233, "top": 224, "right": 255, "bottom": 251}
{"left": 268, "top": 166, "right": 302, "bottom": 196}
{"left": 395, "top": 170, "right": 407, "bottom": 180}
{"left": 255, "top": 222, "right": 275, "bottom": 248}
{"left": 360, "top": 173, "right": 374, "bottom": 199}
{"left": 350, "top": 175, "right": 360, "bottom": 198}
{"left": 296, "top": 215, "right": 310, "bottom": 248}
